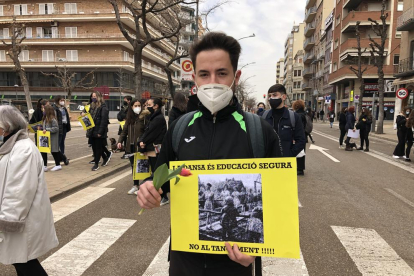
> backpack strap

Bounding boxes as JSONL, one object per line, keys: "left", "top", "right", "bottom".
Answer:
{"left": 172, "top": 111, "right": 197, "bottom": 155}
{"left": 243, "top": 112, "right": 265, "bottom": 158}
{"left": 288, "top": 109, "right": 296, "bottom": 131}
{"left": 262, "top": 109, "right": 271, "bottom": 119}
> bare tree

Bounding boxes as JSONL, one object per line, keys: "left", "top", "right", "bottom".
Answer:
{"left": 2, "top": 17, "right": 33, "bottom": 117}
{"left": 368, "top": 0, "right": 388, "bottom": 134}
{"left": 41, "top": 63, "right": 96, "bottom": 101}
{"left": 349, "top": 21, "right": 368, "bottom": 116}
{"left": 201, "top": 0, "right": 232, "bottom": 32}
{"left": 108, "top": 0, "right": 197, "bottom": 99}
{"left": 244, "top": 97, "right": 257, "bottom": 112}
{"left": 236, "top": 78, "right": 255, "bottom": 109}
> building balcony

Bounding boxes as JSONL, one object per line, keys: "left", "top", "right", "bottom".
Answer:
{"left": 394, "top": 57, "right": 414, "bottom": 77}
{"left": 304, "top": 52, "right": 315, "bottom": 64}
{"left": 340, "top": 38, "right": 388, "bottom": 59}
{"left": 343, "top": 0, "right": 363, "bottom": 10}
{"left": 306, "top": 0, "right": 317, "bottom": 10}
{"left": 397, "top": 7, "right": 414, "bottom": 31}
{"left": 304, "top": 37, "right": 315, "bottom": 51}
{"left": 303, "top": 68, "right": 314, "bottom": 77}
{"left": 304, "top": 6, "right": 317, "bottom": 23}
{"left": 304, "top": 22, "right": 316, "bottom": 37}
{"left": 315, "top": 70, "right": 324, "bottom": 79}
{"left": 302, "top": 81, "right": 312, "bottom": 90}
{"left": 342, "top": 11, "right": 391, "bottom": 33}
{"left": 328, "top": 64, "right": 395, "bottom": 84}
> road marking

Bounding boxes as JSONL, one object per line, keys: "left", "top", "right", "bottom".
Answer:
{"left": 142, "top": 237, "right": 170, "bottom": 276}
{"left": 262, "top": 251, "right": 309, "bottom": 276}
{"left": 309, "top": 144, "right": 340, "bottom": 162}
{"left": 331, "top": 226, "right": 414, "bottom": 275}
{"left": 42, "top": 218, "right": 136, "bottom": 276}
{"left": 98, "top": 171, "right": 131, "bottom": 188}
{"left": 52, "top": 187, "right": 114, "bottom": 223}
{"left": 384, "top": 188, "right": 414, "bottom": 209}
{"left": 312, "top": 130, "right": 414, "bottom": 174}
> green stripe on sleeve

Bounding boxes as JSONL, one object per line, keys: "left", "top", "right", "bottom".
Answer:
{"left": 232, "top": 111, "right": 246, "bottom": 132}
{"left": 188, "top": 111, "right": 203, "bottom": 126}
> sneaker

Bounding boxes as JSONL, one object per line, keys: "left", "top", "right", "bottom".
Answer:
{"left": 91, "top": 164, "right": 99, "bottom": 171}
{"left": 393, "top": 155, "right": 401, "bottom": 159}
{"left": 89, "top": 160, "right": 95, "bottom": 164}
{"left": 160, "top": 197, "right": 170, "bottom": 206}
{"left": 102, "top": 158, "right": 109, "bottom": 167}
{"left": 44, "top": 166, "right": 48, "bottom": 172}
{"left": 134, "top": 190, "right": 139, "bottom": 195}
{"left": 357, "top": 147, "right": 363, "bottom": 150}
{"left": 121, "top": 153, "right": 128, "bottom": 159}
{"left": 405, "top": 158, "right": 411, "bottom": 162}
{"left": 339, "top": 145, "right": 344, "bottom": 149}
{"left": 107, "top": 152, "right": 113, "bottom": 162}
{"left": 64, "top": 158, "right": 70, "bottom": 166}
{"left": 51, "top": 165, "right": 62, "bottom": 172}
{"left": 127, "top": 186, "right": 139, "bottom": 195}
{"left": 364, "top": 148, "right": 370, "bottom": 152}
{"left": 311, "top": 140, "right": 315, "bottom": 144}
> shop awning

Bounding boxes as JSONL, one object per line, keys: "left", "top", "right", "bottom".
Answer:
{"left": 393, "top": 76, "right": 414, "bottom": 85}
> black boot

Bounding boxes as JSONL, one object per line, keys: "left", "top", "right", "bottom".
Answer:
{"left": 345, "top": 145, "right": 353, "bottom": 151}
{"left": 351, "top": 143, "right": 357, "bottom": 149}
{"left": 364, "top": 148, "right": 369, "bottom": 152}
{"left": 357, "top": 147, "right": 363, "bottom": 150}
{"left": 63, "top": 155, "right": 70, "bottom": 165}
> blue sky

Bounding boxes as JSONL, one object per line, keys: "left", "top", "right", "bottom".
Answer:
{"left": 199, "top": 0, "right": 306, "bottom": 103}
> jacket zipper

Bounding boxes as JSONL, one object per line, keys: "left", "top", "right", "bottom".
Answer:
{"left": 208, "top": 116, "right": 217, "bottom": 160}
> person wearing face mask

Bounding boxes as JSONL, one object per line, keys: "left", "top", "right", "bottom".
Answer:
{"left": 256, "top": 102, "right": 265, "bottom": 117}
{"left": 118, "top": 99, "right": 150, "bottom": 194}
{"left": 393, "top": 107, "right": 413, "bottom": 161}
{"left": 51, "top": 96, "right": 70, "bottom": 166}
{"left": 118, "top": 96, "right": 132, "bottom": 159}
{"left": 262, "top": 84, "right": 306, "bottom": 165}
{"left": 168, "top": 92, "right": 187, "bottom": 128}
{"left": 136, "top": 32, "right": 282, "bottom": 276}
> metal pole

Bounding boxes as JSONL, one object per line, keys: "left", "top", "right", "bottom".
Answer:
{"left": 371, "top": 92, "right": 376, "bottom": 132}
{"left": 194, "top": 0, "right": 199, "bottom": 42}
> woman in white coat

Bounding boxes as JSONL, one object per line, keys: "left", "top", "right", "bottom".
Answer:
{"left": 0, "top": 106, "right": 58, "bottom": 275}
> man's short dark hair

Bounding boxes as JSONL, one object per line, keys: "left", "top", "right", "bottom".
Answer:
{"left": 124, "top": 96, "right": 132, "bottom": 102}
{"left": 268, "top": 84, "right": 286, "bottom": 94}
{"left": 257, "top": 102, "right": 265, "bottom": 107}
{"left": 189, "top": 32, "right": 241, "bottom": 73}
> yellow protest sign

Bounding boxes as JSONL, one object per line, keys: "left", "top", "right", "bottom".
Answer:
{"left": 28, "top": 121, "right": 43, "bottom": 133}
{"left": 120, "top": 120, "right": 126, "bottom": 130}
{"left": 37, "top": 130, "right": 51, "bottom": 153}
{"left": 78, "top": 113, "right": 95, "bottom": 130}
{"left": 84, "top": 104, "right": 90, "bottom": 113}
{"left": 133, "top": 153, "right": 151, "bottom": 180}
{"left": 170, "top": 158, "right": 300, "bottom": 258}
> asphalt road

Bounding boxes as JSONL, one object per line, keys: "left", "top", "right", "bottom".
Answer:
{"left": 1, "top": 123, "right": 413, "bottom": 275}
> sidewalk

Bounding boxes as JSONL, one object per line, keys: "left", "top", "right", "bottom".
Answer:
{"left": 45, "top": 152, "right": 131, "bottom": 202}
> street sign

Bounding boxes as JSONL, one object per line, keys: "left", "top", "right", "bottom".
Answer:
{"left": 142, "top": 91, "right": 151, "bottom": 99}
{"left": 190, "top": 85, "right": 197, "bottom": 95}
{"left": 180, "top": 58, "right": 194, "bottom": 81}
{"left": 350, "top": 90, "right": 354, "bottom": 102}
{"left": 396, "top": 88, "right": 408, "bottom": 100}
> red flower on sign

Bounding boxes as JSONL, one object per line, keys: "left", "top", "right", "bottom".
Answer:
{"left": 180, "top": 168, "right": 192, "bottom": 176}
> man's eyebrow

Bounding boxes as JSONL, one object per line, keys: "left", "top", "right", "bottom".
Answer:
{"left": 216, "top": 68, "right": 228, "bottom": 72}
{"left": 197, "top": 69, "right": 209, "bottom": 74}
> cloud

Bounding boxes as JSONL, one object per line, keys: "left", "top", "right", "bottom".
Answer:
{"left": 199, "top": 0, "right": 306, "bottom": 103}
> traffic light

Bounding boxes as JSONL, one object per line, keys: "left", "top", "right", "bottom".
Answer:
{"left": 263, "top": 94, "right": 266, "bottom": 99}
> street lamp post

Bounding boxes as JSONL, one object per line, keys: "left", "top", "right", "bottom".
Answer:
{"left": 238, "top": 33, "right": 255, "bottom": 41}
{"left": 14, "top": 84, "right": 18, "bottom": 100}
{"left": 240, "top": 62, "right": 256, "bottom": 71}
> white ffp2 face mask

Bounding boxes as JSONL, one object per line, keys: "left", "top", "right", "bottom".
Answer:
{"left": 196, "top": 77, "right": 236, "bottom": 115}
{"left": 133, "top": 107, "right": 141, "bottom": 114}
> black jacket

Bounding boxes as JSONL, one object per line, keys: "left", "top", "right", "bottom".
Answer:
{"left": 186, "top": 94, "right": 200, "bottom": 113}
{"left": 138, "top": 109, "right": 167, "bottom": 152}
{"left": 358, "top": 114, "right": 372, "bottom": 133}
{"left": 88, "top": 103, "right": 109, "bottom": 139}
{"left": 339, "top": 113, "right": 347, "bottom": 127}
{"left": 264, "top": 107, "right": 306, "bottom": 157}
{"left": 117, "top": 105, "right": 128, "bottom": 135}
{"left": 345, "top": 112, "right": 356, "bottom": 131}
{"left": 29, "top": 109, "right": 43, "bottom": 124}
{"left": 151, "top": 97, "right": 282, "bottom": 270}
{"left": 168, "top": 106, "right": 185, "bottom": 128}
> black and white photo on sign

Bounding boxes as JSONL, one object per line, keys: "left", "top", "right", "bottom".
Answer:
{"left": 385, "top": 80, "right": 395, "bottom": 93}
{"left": 198, "top": 174, "right": 264, "bottom": 244}
{"left": 82, "top": 116, "right": 92, "bottom": 127}
{"left": 136, "top": 158, "right": 150, "bottom": 173}
{"left": 39, "top": 136, "right": 49, "bottom": 148}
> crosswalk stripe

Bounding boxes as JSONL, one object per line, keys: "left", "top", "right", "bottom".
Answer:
{"left": 142, "top": 237, "right": 170, "bottom": 276}
{"left": 262, "top": 251, "right": 309, "bottom": 276}
{"left": 52, "top": 187, "right": 114, "bottom": 223}
{"left": 331, "top": 226, "right": 414, "bottom": 275}
{"left": 98, "top": 171, "right": 131, "bottom": 188}
{"left": 42, "top": 218, "right": 136, "bottom": 276}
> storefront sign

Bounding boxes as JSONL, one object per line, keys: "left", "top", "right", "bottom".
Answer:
{"left": 350, "top": 90, "right": 354, "bottom": 102}
{"left": 362, "top": 101, "right": 395, "bottom": 107}
{"left": 180, "top": 58, "right": 194, "bottom": 81}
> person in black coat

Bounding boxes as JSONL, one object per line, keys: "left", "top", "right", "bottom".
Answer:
{"left": 256, "top": 102, "right": 265, "bottom": 117}
{"left": 186, "top": 94, "right": 200, "bottom": 113}
{"left": 117, "top": 96, "right": 132, "bottom": 158}
{"left": 393, "top": 107, "right": 413, "bottom": 161}
{"left": 53, "top": 96, "right": 71, "bottom": 165}
{"left": 339, "top": 107, "right": 347, "bottom": 148}
{"left": 356, "top": 108, "right": 372, "bottom": 152}
{"left": 86, "top": 91, "right": 110, "bottom": 171}
{"left": 168, "top": 92, "right": 187, "bottom": 128}
{"left": 345, "top": 106, "right": 357, "bottom": 151}
{"left": 293, "top": 100, "right": 307, "bottom": 176}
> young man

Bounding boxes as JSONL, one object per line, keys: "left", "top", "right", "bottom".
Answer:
{"left": 263, "top": 84, "right": 306, "bottom": 162}
{"left": 256, "top": 102, "right": 265, "bottom": 116}
{"left": 117, "top": 96, "right": 132, "bottom": 159}
{"left": 137, "top": 32, "right": 283, "bottom": 276}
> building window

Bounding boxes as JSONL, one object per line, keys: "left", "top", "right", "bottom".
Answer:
{"left": 39, "top": 3, "right": 54, "bottom": 15}
{"left": 397, "top": 1, "right": 403, "bottom": 11}
{"left": 333, "top": 63, "right": 337, "bottom": 71}
{"left": 14, "top": 4, "right": 28, "bottom": 15}
{"left": 294, "top": 70, "right": 297, "bottom": 77}
{"left": 19, "top": 50, "right": 29, "bottom": 62}
{"left": 42, "top": 50, "right": 54, "bottom": 62}
{"left": 64, "top": 3, "right": 77, "bottom": 14}
{"left": 25, "top": 27, "right": 32, "bottom": 38}
{"left": 393, "top": 54, "right": 400, "bottom": 65}
{"left": 336, "top": 15, "right": 340, "bottom": 26}
{"left": 334, "top": 39, "right": 339, "bottom": 49}
{"left": 66, "top": 50, "right": 78, "bottom": 61}
{"left": 123, "top": 51, "right": 130, "bottom": 61}
{"left": 1, "top": 28, "right": 9, "bottom": 39}
{"left": 395, "top": 31, "right": 402, "bottom": 38}
{"left": 0, "top": 6, "right": 3, "bottom": 16}
{"left": 0, "top": 50, "right": 6, "bottom": 62}
{"left": 65, "top": 27, "right": 77, "bottom": 38}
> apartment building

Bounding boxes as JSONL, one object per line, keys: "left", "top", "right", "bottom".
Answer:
{"left": 393, "top": 0, "right": 414, "bottom": 119}
{"left": 283, "top": 23, "right": 305, "bottom": 106}
{"left": 292, "top": 50, "right": 305, "bottom": 103}
{"left": 328, "top": 0, "right": 402, "bottom": 120}
{"left": 0, "top": 0, "right": 181, "bottom": 115}
{"left": 276, "top": 58, "right": 284, "bottom": 84}
{"left": 303, "top": 0, "right": 334, "bottom": 111}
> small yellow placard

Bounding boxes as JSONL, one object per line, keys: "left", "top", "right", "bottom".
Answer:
{"left": 84, "top": 104, "right": 90, "bottom": 113}
{"left": 28, "top": 120, "right": 43, "bottom": 133}
{"left": 120, "top": 120, "right": 126, "bottom": 130}
{"left": 78, "top": 113, "right": 95, "bottom": 130}
{"left": 37, "top": 130, "right": 51, "bottom": 153}
{"left": 170, "top": 158, "right": 300, "bottom": 258}
{"left": 133, "top": 153, "right": 151, "bottom": 180}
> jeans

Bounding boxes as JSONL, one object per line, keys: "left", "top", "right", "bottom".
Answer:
{"left": 13, "top": 259, "right": 48, "bottom": 276}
